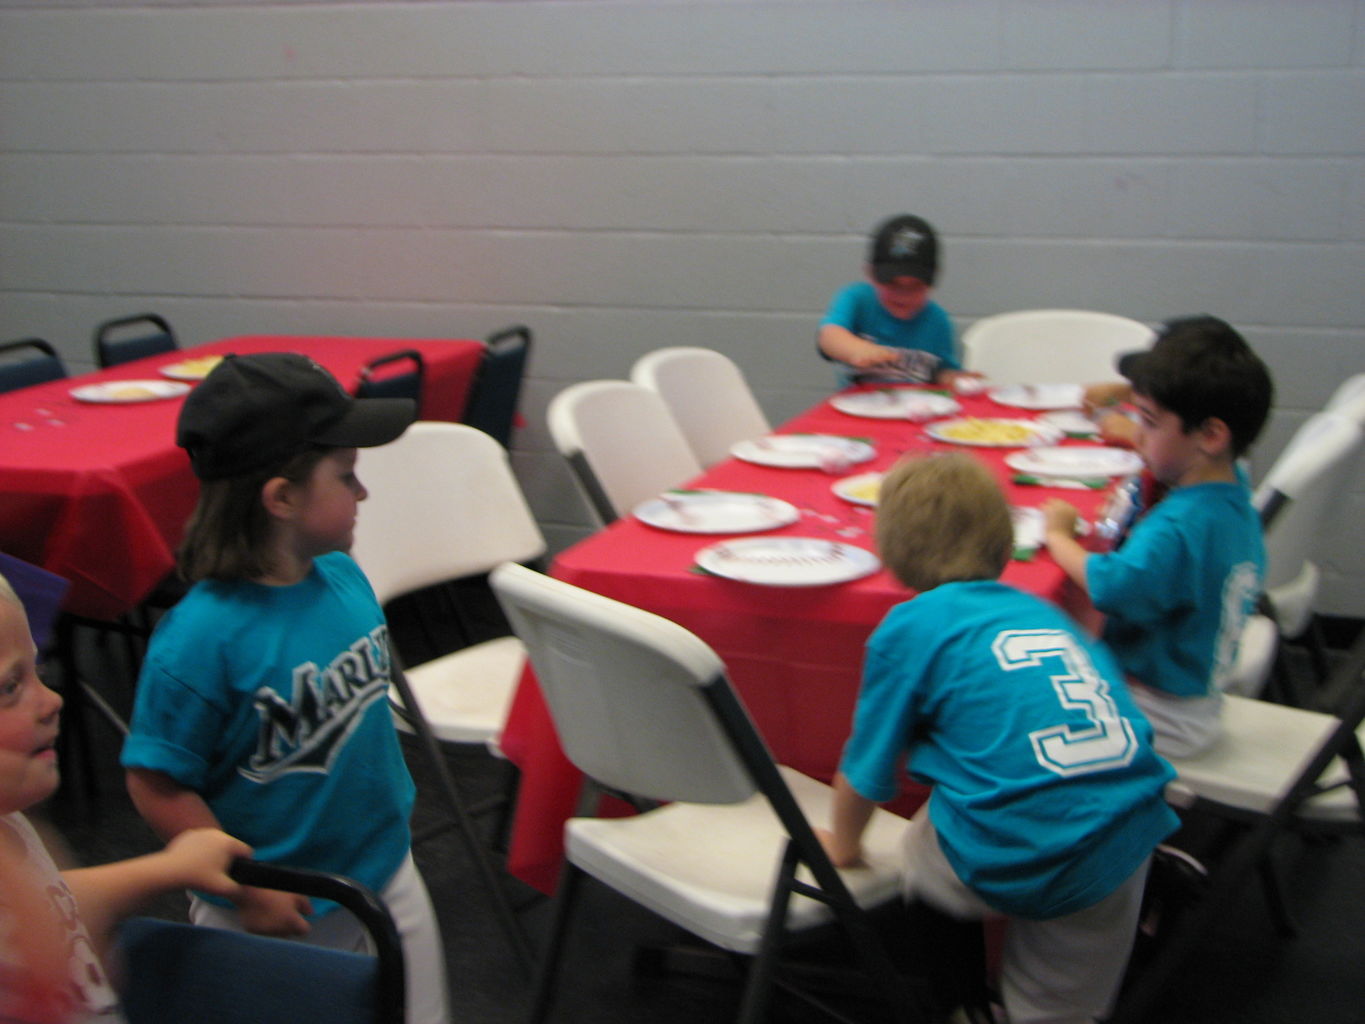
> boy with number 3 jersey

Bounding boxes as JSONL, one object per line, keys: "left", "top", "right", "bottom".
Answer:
{"left": 819, "top": 454, "right": 1177, "bottom": 1024}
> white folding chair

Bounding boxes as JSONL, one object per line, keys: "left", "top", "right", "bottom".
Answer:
{"left": 631, "top": 346, "right": 771, "bottom": 468}
{"left": 546, "top": 379, "right": 702, "bottom": 524}
{"left": 1326, "top": 373, "right": 1365, "bottom": 427}
{"left": 351, "top": 421, "right": 546, "bottom": 970}
{"left": 489, "top": 562, "right": 914, "bottom": 1024}
{"left": 961, "top": 309, "right": 1154, "bottom": 386}
{"left": 1231, "top": 412, "right": 1365, "bottom": 701}
{"left": 1113, "top": 632, "right": 1365, "bottom": 1023}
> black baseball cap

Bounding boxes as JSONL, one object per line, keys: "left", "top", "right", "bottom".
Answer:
{"left": 868, "top": 214, "right": 939, "bottom": 285}
{"left": 177, "top": 352, "right": 415, "bottom": 480}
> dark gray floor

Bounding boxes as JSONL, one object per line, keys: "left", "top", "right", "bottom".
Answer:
{"left": 34, "top": 615, "right": 1365, "bottom": 1024}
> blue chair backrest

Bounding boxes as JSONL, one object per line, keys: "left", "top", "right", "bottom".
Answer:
{"left": 462, "top": 325, "right": 531, "bottom": 448}
{"left": 356, "top": 349, "right": 425, "bottom": 416}
{"left": 0, "top": 338, "right": 66, "bottom": 394}
{"left": 93, "top": 313, "right": 177, "bottom": 368}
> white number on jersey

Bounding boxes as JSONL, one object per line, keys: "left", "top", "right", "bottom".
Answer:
{"left": 993, "top": 629, "right": 1139, "bottom": 778}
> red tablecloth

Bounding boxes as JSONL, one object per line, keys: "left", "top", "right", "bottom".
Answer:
{"left": 0, "top": 335, "right": 484, "bottom": 619}
{"left": 500, "top": 385, "right": 1118, "bottom": 893}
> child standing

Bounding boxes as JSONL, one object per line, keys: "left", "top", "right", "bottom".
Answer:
{"left": 819, "top": 454, "right": 1177, "bottom": 1024}
{"left": 0, "top": 570, "right": 249, "bottom": 1024}
{"left": 818, "top": 213, "right": 974, "bottom": 388}
{"left": 1043, "top": 316, "right": 1273, "bottom": 758}
{"left": 120, "top": 353, "right": 450, "bottom": 1024}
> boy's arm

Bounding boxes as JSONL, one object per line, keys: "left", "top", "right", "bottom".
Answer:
{"left": 1042, "top": 499, "right": 1090, "bottom": 590}
{"left": 816, "top": 772, "right": 878, "bottom": 868}
{"left": 61, "top": 829, "right": 250, "bottom": 957}
{"left": 125, "top": 766, "right": 312, "bottom": 937}
{"left": 818, "top": 324, "right": 903, "bottom": 369}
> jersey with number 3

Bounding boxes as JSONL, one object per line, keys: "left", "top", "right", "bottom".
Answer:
{"left": 841, "top": 580, "right": 1178, "bottom": 919}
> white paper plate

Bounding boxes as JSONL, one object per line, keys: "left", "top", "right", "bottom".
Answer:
{"left": 1011, "top": 507, "right": 1045, "bottom": 552}
{"left": 831, "top": 472, "right": 884, "bottom": 507}
{"left": 988, "top": 384, "right": 1084, "bottom": 410}
{"left": 70, "top": 380, "right": 191, "bottom": 404}
{"left": 160, "top": 355, "right": 225, "bottom": 381}
{"left": 634, "top": 491, "right": 799, "bottom": 534}
{"left": 730, "top": 434, "right": 876, "bottom": 470}
{"left": 696, "top": 537, "right": 881, "bottom": 587}
{"left": 830, "top": 389, "right": 962, "bottom": 421}
{"left": 1037, "top": 410, "right": 1099, "bottom": 437}
{"left": 1006, "top": 446, "right": 1144, "bottom": 479}
{"left": 925, "top": 418, "right": 1061, "bottom": 448}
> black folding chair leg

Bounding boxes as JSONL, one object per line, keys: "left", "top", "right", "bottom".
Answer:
{"left": 525, "top": 860, "right": 584, "bottom": 1024}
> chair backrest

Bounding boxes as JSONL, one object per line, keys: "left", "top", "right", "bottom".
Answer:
{"left": 118, "top": 859, "right": 404, "bottom": 1024}
{"left": 0, "top": 553, "right": 69, "bottom": 655}
{"left": 355, "top": 349, "right": 425, "bottom": 417}
{"left": 961, "top": 308, "right": 1155, "bottom": 386}
{"left": 1325, "top": 373, "right": 1365, "bottom": 428}
{"left": 1253, "top": 412, "right": 1364, "bottom": 593}
{"left": 489, "top": 561, "right": 760, "bottom": 805}
{"left": 93, "top": 312, "right": 178, "bottom": 368}
{"left": 350, "top": 421, "right": 546, "bottom": 607}
{"left": 0, "top": 338, "right": 66, "bottom": 393}
{"left": 461, "top": 324, "right": 532, "bottom": 448}
{"left": 546, "top": 380, "right": 703, "bottom": 524}
{"left": 631, "top": 346, "right": 771, "bottom": 468}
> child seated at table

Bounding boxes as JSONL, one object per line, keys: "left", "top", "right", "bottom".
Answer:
{"left": 0, "top": 569, "right": 249, "bottom": 1024}
{"left": 1043, "top": 316, "right": 1273, "bottom": 758}
{"left": 120, "top": 353, "right": 450, "bottom": 1024}
{"left": 819, "top": 453, "right": 1177, "bottom": 1024}
{"left": 817, "top": 213, "right": 977, "bottom": 389}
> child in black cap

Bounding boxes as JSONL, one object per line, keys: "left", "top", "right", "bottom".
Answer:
{"left": 818, "top": 213, "right": 977, "bottom": 388}
{"left": 122, "top": 353, "right": 450, "bottom": 1024}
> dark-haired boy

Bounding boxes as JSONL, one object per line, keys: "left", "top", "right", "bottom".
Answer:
{"left": 1044, "top": 315, "right": 1274, "bottom": 757}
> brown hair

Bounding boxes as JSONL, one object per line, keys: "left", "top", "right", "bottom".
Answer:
{"left": 874, "top": 453, "right": 1012, "bottom": 592}
{"left": 177, "top": 446, "right": 333, "bottom": 583}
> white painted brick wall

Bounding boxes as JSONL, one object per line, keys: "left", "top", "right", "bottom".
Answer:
{"left": 1, "top": 0, "right": 1362, "bottom": 613}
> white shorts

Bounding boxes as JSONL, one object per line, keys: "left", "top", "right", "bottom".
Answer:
{"left": 190, "top": 852, "right": 450, "bottom": 1024}
{"left": 901, "top": 807, "right": 1149, "bottom": 1024}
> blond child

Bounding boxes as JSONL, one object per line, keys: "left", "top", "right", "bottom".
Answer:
{"left": 1043, "top": 316, "right": 1272, "bottom": 757}
{"left": 120, "top": 353, "right": 449, "bottom": 1024}
{"left": 820, "top": 454, "right": 1177, "bottom": 1024}
{"left": 0, "top": 571, "right": 248, "bottom": 1024}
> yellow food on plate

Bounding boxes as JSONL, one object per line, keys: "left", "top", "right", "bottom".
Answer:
{"left": 938, "top": 418, "right": 1036, "bottom": 445}
{"left": 109, "top": 384, "right": 160, "bottom": 401}
{"left": 168, "top": 355, "right": 224, "bottom": 378}
{"left": 843, "top": 477, "right": 882, "bottom": 503}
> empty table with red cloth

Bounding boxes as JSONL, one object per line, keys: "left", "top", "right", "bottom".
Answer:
{"left": 0, "top": 335, "right": 484, "bottom": 620}
{"left": 500, "top": 384, "right": 1120, "bottom": 893}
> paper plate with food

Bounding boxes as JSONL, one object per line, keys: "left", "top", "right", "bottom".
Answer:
{"left": 831, "top": 472, "right": 884, "bottom": 507}
{"left": 70, "top": 380, "right": 192, "bottom": 404}
{"left": 924, "top": 417, "right": 1061, "bottom": 448}
{"left": 160, "top": 354, "right": 226, "bottom": 381}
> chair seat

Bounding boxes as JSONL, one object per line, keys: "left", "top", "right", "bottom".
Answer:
{"left": 1165, "top": 694, "right": 1359, "bottom": 821}
{"left": 567, "top": 765, "right": 907, "bottom": 954}
{"left": 390, "top": 634, "right": 525, "bottom": 744}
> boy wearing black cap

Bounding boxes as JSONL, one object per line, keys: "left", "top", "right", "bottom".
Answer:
{"left": 122, "top": 353, "right": 450, "bottom": 1024}
{"left": 1042, "top": 317, "right": 1273, "bottom": 758}
{"left": 818, "top": 214, "right": 974, "bottom": 387}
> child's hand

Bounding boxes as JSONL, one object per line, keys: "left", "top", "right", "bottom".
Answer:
{"left": 159, "top": 827, "right": 251, "bottom": 898}
{"left": 234, "top": 885, "right": 312, "bottom": 938}
{"left": 1042, "top": 499, "right": 1080, "bottom": 538}
{"left": 814, "top": 826, "right": 865, "bottom": 869}
{"left": 845, "top": 343, "right": 905, "bottom": 370}
{"left": 1082, "top": 381, "right": 1130, "bottom": 415}
{"left": 1096, "top": 410, "right": 1138, "bottom": 448}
